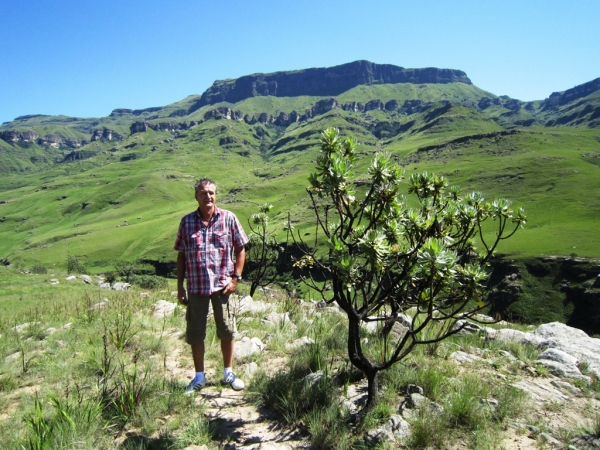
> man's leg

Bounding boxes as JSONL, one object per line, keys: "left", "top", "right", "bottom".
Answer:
{"left": 212, "top": 292, "right": 244, "bottom": 389}
{"left": 191, "top": 342, "right": 205, "bottom": 372}
{"left": 185, "top": 294, "right": 210, "bottom": 394}
{"left": 221, "top": 340, "right": 233, "bottom": 368}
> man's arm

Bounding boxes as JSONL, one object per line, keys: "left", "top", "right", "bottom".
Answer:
{"left": 223, "top": 245, "right": 246, "bottom": 295}
{"left": 177, "top": 251, "right": 187, "bottom": 305}
{"left": 233, "top": 245, "right": 246, "bottom": 277}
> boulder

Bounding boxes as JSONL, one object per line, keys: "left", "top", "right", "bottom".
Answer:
{"left": 234, "top": 337, "right": 264, "bottom": 359}
{"left": 152, "top": 300, "right": 177, "bottom": 318}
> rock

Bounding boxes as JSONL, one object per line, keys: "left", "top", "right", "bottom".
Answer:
{"left": 550, "top": 379, "right": 582, "bottom": 395}
{"left": 237, "top": 295, "right": 271, "bottom": 314}
{"left": 152, "top": 300, "right": 177, "bottom": 318}
{"left": 407, "top": 393, "right": 430, "bottom": 409}
{"left": 450, "top": 351, "right": 482, "bottom": 364}
{"left": 454, "top": 319, "right": 484, "bottom": 334}
{"left": 397, "top": 314, "right": 413, "bottom": 327}
{"left": 570, "top": 434, "right": 600, "bottom": 449}
{"left": 193, "top": 61, "right": 471, "bottom": 109}
{"left": 539, "top": 432, "right": 564, "bottom": 449}
{"left": 480, "top": 398, "right": 499, "bottom": 411}
{"left": 534, "top": 359, "right": 591, "bottom": 383}
{"left": 262, "top": 312, "right": 294, "bottom": 328}
{"left": 11, "top": 322, "right": 39, "bottom": 333}
{"left": 365, "top": 414, "right": 411, "bottom": 445}
{"left": 50, "top": 279, "right": 59, "bottom": 285}
{"left": 65, "top": 275, "right": 76, "bottom": 281}
{"left": 532, "top": 322, "right": 600, "bottom": 378}
{"left": 303, "top": 370, "right": 324, "bottom": 388}
{"left": 98, "top": 282, "right": 111, "bottom": 289}
{"left": 407, "top": 384, "right": 423, "bottom": 395}
{"left": 80, "top": 275, "right": 92, "bottom": 284}
{"left": 234, "top": 337, "right": 264, "bottom": 359}
{"left": 512, "top": 379, "right": 570, "bottom": 403}
{"left": 361, "top": 319, "right": 379, "bottom": 333}
{"left": 286, "top": 336, "right": 315, "bottom": 350}
{"left": 112, "top": 282, "right": 131, "bottom": 291}
{"left": 90, "top": 300, "right": 109, "bottom": 310}
{"left": 244, "top": 362, "right": 258, "bottom": 378}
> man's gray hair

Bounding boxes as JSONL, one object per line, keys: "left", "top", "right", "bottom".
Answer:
{"left": 194, "top": 178, "right": 217, "bottom": 192}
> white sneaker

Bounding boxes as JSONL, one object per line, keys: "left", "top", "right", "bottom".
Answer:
{"left": 184, "top": 376, "right": 206, "bottom": 396}
{"left": 223, "top": 373, "right": 245, "bottom": 390}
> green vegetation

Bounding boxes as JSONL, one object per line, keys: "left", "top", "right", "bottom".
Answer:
{"left": 0, "top": 265, "right": 597, "bottom": 448}
{"left": 1, "top": 73, "right": 600, "bottom": 330}
{"left": 294, "top": 128, "right": 524, "bottom": 414}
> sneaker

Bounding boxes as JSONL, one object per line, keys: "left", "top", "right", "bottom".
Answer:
{"left": 223, "top": 373, "right": 245, "bottom": 391}
{"left": 184, "top": 376, "right": 206, "bottom": 395}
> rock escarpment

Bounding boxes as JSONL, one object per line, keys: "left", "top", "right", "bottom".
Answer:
{"left": 190, "top": 60, "right": 472, "bottom": 111}
{"left": 542, "top": 77, "right": 600, "bottom": 109}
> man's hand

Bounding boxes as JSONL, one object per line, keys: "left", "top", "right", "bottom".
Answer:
{"left": 222, "top": 278, "right": 238, "bottom": 295}
{"left": 178, "top": 286, "right": 188, "bottom": 306}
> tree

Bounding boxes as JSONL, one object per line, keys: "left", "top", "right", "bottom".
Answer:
{"left": 245, "top": 203, "right": 286, "bottom": 297}
{"left": 294, "top": 128, "right": 526, "bottom": 415}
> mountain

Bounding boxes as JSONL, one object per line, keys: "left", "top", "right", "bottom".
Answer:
{"left": 0, "top": 60, "right": 599, "bottom": 261}
{"left": 190, "top": 60, "right": 472, "bottom": 109}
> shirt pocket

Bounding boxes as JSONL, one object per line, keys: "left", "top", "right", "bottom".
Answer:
{"left": 189, "top": 232, "right": 203, "bottom": 250}
{"left": 213, "top": 231, "right": 230, "bottom": 249}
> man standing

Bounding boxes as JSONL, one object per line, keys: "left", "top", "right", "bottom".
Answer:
{"left": 175, "top": 178, "right": 249, "bottom": 394}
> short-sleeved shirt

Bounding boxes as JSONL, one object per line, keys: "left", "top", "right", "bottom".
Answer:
{"left": 174, "top": 207, "right": 248, "bottom": 295}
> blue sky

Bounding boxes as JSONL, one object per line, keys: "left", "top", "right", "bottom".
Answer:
{"left": 1, "top": 0, "right": 599, "bottom": 125}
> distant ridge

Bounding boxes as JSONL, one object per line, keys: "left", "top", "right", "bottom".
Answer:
{"left": 191, "top": 60, "right": 472, "bottom": 110}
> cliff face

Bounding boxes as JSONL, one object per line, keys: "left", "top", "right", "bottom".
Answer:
{"left": 543, "top": 77, "right": 600, "bottom": 108}
{"left": 191, "top": 60, "right": 472, "bottom": 110}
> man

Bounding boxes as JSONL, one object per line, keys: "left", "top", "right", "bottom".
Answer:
{"left": 174, "top": 177, "right": 249, "bottom": 394}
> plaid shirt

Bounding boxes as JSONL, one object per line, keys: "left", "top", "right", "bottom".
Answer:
{"left": 174, "top": 207, "right": 248, "bottom": 295}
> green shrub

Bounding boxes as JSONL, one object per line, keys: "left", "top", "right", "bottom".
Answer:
{"left": 66, "top": 255, "right": 87, "bottom": 274}
{"left": 130, "top": 274, "right": 168, "bottom": 290}
{"left": 30, "top": 264, "right": 47, "bottom": 274}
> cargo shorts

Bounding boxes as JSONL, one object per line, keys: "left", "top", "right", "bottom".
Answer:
{"left": 185, "top": 291, "right": 235, "bottom": 344}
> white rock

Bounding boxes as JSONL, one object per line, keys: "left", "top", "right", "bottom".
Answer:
{"left": 65, "top": 275, "right": 76, "bottom": 281}
{"left": 152, "top": 300, "right": 177, "bottom": 318}
{"left": 234, "top": 336, "right": 264, "bottom": 359}
{"left": 286, "top": 336, "right": 315, "bottom": 349}
{"left": 450, "top": 351, "right": 481, "bottom": 364}
{"left": 80, "top": 275, "right": 92, "bottom": 284}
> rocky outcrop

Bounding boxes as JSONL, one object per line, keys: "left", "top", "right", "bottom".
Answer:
{"left": 0, "top": 130, "right": 39, "bottom": 144}
{"left": 488, "top": 256, "right": 600, "bottom": 335}
{"left": 91, "top": 128, "right": 124, "bottom": 142}
{"left": 543, "top": 77, "right": 600, "bottom": 109}
{"left": 110, "top": 106, "right": 163, "bottom": 117}
{"left": 0, "top": 130, "right": 89, "bottom": 149}
{"left": 129, "top": 121, "right": 148, "bottom": 134}
{"left": 189, "top": 60, "right": 472, "bottom": 112}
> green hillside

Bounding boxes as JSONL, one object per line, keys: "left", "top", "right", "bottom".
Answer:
{"left": 1, "top": 65, "right": 600, "bottom": 271}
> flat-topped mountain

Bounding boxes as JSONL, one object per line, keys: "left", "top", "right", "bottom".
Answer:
{"left": 193, "top": 60, "right": 472, "bottom": 108}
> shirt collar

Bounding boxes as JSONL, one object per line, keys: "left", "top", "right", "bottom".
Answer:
{"left": 195, "top": 206, "right": 221, "bottom": 222}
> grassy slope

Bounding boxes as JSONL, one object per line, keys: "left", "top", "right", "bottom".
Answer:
{"left": 1, "top": 83, "right": 600, "bottom": 270}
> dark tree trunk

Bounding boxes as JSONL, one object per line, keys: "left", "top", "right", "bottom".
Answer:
{"left": 346, "top": 313, "right": 381, "bottom": 418}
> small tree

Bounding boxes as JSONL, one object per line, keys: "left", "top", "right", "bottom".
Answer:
{"left": 294, "top": 128, "right": 526, "bottom": 415}
{"left": 246, "top": 203, "right": 286, "bottom": 297}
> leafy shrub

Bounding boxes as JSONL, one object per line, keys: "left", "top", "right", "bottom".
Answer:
{"left": 104, "top": 271, "right": 117, "bottom": 285}
{"left": 67, "top": 255, "right": 87, "bottom": 274}
{"left": 130, "top": 275, "right": 168, "bottom": 290}
{"left": 30, "top": 264, "right": 47, "bottom": 274}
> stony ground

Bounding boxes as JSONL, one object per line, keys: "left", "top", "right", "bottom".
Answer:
{"left": 154, "top": 299, "right": 600, "bottom": 449}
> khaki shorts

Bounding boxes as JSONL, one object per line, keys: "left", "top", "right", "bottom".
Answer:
{"left": 185, "top": 291, "right": 234, "bottom": 344}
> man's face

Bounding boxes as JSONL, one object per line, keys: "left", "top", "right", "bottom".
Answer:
{"left": 195, "top": 183, "right": 216, "bottom": 210}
